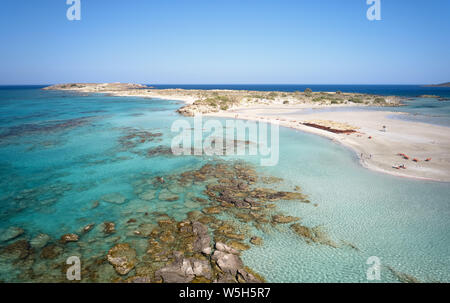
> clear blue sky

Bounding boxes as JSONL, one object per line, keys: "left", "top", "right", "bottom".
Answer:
{"left": 1, "top": 0, "right": 449, "bottom": 85}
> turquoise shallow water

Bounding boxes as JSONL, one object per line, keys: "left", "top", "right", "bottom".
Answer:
{"left": 243, "top": 128, "right": 450, "bottom": 282}
{"left": 0, "top": 86, "right": 449, "bottom": 282}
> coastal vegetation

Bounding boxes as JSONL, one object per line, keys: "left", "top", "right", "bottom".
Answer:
{"left": 43, "top": 83, "right": 402, "bottom": 117}
{"left": 176, "top": 88, "right": 398, "bottom": 116}
{"left": 423, "top": 82, "right": 450, "bottom": 87}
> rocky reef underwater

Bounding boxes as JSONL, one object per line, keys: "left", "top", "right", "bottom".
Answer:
{"left": 0, "top": 157, "right": 346, "bottom": 282}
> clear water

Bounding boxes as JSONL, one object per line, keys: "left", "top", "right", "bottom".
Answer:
{"left": 0, "top": 86, "right": 449, "bottom": 282}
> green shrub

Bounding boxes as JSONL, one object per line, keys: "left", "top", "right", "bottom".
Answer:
{"left": 374, "top": 97, "right": 386, "bottom": 103}
{"left": 268, "top": 92, "right": 278, "bottom": 99}
{"left": 349, "top": 97, "right": 363, "bottom": 104}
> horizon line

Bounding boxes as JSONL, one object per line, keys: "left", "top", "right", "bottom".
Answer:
{"left": 0, "top": 83, "right": 445, "bottom": 86}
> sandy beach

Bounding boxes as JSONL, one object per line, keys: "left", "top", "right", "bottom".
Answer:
{"left": 207, "top": 104, "right": 450, "bottom": 182}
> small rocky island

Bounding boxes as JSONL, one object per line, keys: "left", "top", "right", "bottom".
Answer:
{"left": 423, "top": 82, "right": 450, "bottom": 87}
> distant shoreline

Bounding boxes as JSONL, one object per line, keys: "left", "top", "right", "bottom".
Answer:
{"left": 423, "top": 82, "right": 450, "bottom": 87}
{"left": 42, "top": 83, "right": 404, "bottom": 116}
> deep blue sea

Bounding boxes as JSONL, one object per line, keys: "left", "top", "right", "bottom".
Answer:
{"left": 0, "top": 85, "right": 449, "bottom": 282}
{"left": 150, "top": 84, "right": 450, "bottom": 97}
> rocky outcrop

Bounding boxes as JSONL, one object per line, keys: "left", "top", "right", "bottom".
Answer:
{"left": 107, "top": 243, "right": 137, "bottom": 275}
{"left": 212, "top": 242, "right": 264, "bottom": 283}
{"left": 155, "top": 252, "right": 212, "bottom": 283}
{"left": 0, "top": 226, "right": 24, "bottom": 243}
{"left": 177, "top": 104, "right": 216, "bottom": 117}
{"left": 212, "top": 245, "right": 243, "bottom": 275}
{"left": 215, "top": 242, "right": 240, "bottom": 255}
{"left": 192, "top": 222, "right": 212, "bottom": 255}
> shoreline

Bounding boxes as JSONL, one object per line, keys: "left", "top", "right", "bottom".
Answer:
{"left": 42, "top": 83, "right": 450, "bottom": 182}
{"left": 206, "top": 106, "right": 450, "bottom": 183}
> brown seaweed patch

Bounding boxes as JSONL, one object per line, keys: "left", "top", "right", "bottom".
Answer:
{"left": 386, "top": 266, "right": 421, "bottom": 283}
{"left": 0, "top": 239, "right": 31, "bottom": 261}
{"left": 290, "top": 224, "right": 338, "bottom": 247}
{"left": 118, "top": 128, "right": 163, "bottom": 149}
{"left": 0, "top": 117, "right": 95, "bottom": 140}
{"left": 146, "top": 146, "right": 174, "bottom": 157}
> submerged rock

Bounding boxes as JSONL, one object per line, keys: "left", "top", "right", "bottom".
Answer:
{"left": 82, "top": 223, "right": 95, "bottom": 233}
{"left": 291, "top": 224, "right": 314, "bottom": 241}
{"left": 101, "top": 193, "right": 127, "bottom": 204}
{"left": 202, "top": 206, "right": 221, "bottom": 215}
{"left": 103, "top": 222, "right": 116, "bottom": 234}
{"left": 387, "top": 266, "right": 421, "bottom": 283}
{"left": 187, "top": 210, "right": 202, "bottom": 221}
{"left": 30, "top": 233, "right": 50, "bottom": 249}
{"left": 290, "top": 224, "right": 338, "bottom": 247}
{"left": 60, "top": 233, "right": 79, "bottom": 244}
{"left": 0, "top": 226, "right": 25, "bottom": 243}
{"left": 0, "top": 239, "right": 30, "bottom": 261}
{"left": 146, "top": 146, "right": 173, "bottom": 157}
{"left": 107, "top": 243, "right": 137, "bottom": 275}
{"left": 272, "top": 215, "right": 299, "bottom": 224}
{"left": 159, "top": 230, "right": 175, "bottom": 243}
{"left": 250, "top": 188, "right": 308, "bottom": 202}
{"left": 40, "top": 244, "right": 63, "bottom": 259}
{"left": 158, "top": 189, "right": 179, "bottom": 202}
{"left": 250, "top": 236, "right": 263, "bottom": 246}
{"left": 139, "top": 190, "right": 156, "bottom": 201}
{"left": 228, "top": 241, "right": 250, "bottom": 251}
